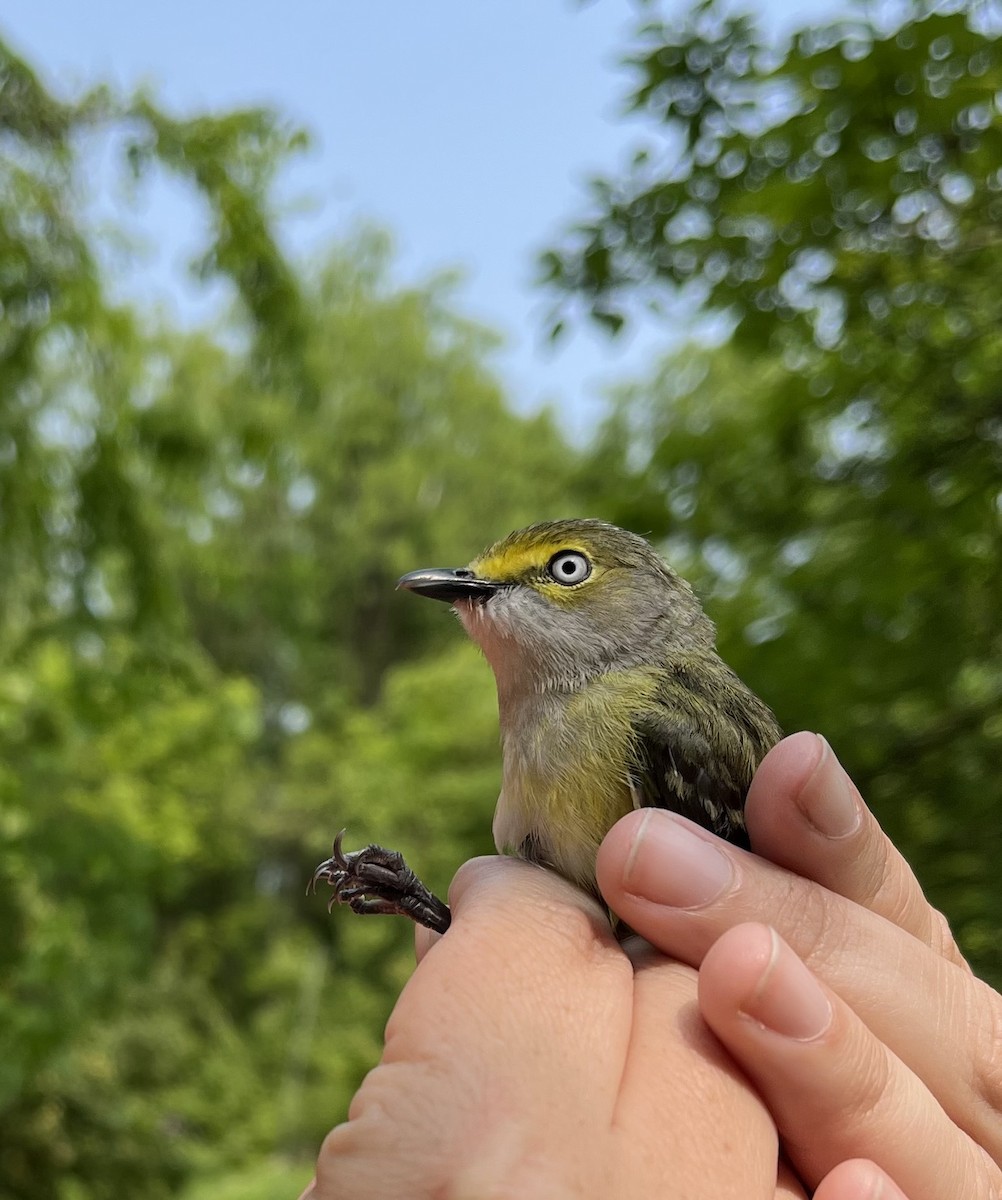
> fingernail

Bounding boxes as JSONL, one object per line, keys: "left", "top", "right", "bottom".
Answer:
{"left": 623, "top": 810, "right": 733, "bottom": 909}
{"left": 867, "top": 1168, "right": 909, "bottom": 1200}
{"left": 845, "top": 1162, "right": 908, "bottom": 1200}
{"left": 798, "top": 735, "right": 862, "bottom": 839}
{"left": 740, "top": 927, "right": 833, "bottom": 1041}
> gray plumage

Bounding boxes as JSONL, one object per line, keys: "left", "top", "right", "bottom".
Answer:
{"left": 448, "top": 519, "right": 783, "bottom": 895}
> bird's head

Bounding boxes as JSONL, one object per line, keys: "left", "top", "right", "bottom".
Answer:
{"left": 398, "top": 519, "right": 715, "bottom": 692}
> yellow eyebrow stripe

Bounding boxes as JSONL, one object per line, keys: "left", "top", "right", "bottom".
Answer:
{"left": 472, "top": 542, "right": 589, "bottom": 582}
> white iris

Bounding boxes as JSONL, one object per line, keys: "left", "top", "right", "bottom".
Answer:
{"left": 547, "top": 551, "right": 591, "bottom": 585}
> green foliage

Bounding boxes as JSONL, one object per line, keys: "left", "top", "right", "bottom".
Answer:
{"left": 5, "top": 2, "right": 1002, "bottom": 1193}
{"left": 548, "top": 2, "right": 1002, "bottom": 978}
{"left": 180, "top": 1162, "right": 312, "bottom": 1200}
{"left": 0, "top": 34, "right": 583, "bottom": 1198}
{"left": 543, "top": 0, "right": 1002, "bottom": 344}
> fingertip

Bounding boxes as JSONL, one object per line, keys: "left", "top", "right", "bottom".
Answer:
{"left": 745, "top": 731, "right": 826, "bottom": 821}
{"left": 750, "top": 734, "right": 945, "bottom": 947}
{"left": 815, "top": 1159, "right": 908, "bottom": 1200}
{"left": 701, "top": 924, "right": 834, "bottom": 1044}
{"left": 797, "top": 736, "right": 863, "bottom": 841}
{"left": 596, "top": 809, "right": 648, "bottom": 901}
{"left": 445, "top": 853, "right": 612, "bottom": 950}
{"left": 699, "top": 922, "right": 776, "bottom": 1015}
{"left": 748, "top": 730, "right": 864, "bottom": 851}
{"left": 413, "top": 857, "right": 515, "bottom": 962}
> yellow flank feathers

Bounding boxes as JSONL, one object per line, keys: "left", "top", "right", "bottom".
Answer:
{"left": 496, "top": 668, "right": 659, "bottom": 893}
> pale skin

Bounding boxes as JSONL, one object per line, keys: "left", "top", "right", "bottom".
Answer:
{"left": 298, "top": 734, "right": 1002, "bottom": 1199}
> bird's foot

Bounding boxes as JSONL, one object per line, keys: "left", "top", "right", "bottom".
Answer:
{"left": 309, "top": 830, "right": 452, "bottom": 934}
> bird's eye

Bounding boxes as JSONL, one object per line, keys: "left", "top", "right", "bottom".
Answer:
{"left": 547, "top": 551, "right": 591, "bottom": 586}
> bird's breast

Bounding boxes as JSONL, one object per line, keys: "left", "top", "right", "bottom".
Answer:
{"left": 492, "top": 670, "right": 659, "bottom": 893}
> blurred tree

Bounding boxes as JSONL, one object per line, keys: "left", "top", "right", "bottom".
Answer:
{"left": 545, "top": 1, "right": 1002, "bottom": 978}
{"left": 9, "top": 1, "right": 1000, "bottom": 1193}
{"left": 167, "top": 232, "right": 576, "bottom": 715}
{"left": 0, "top": 33, "right": 586, "bottom": 1199}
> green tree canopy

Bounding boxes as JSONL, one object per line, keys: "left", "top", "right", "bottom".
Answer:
{"left": 0, "top": 34, "right": 586, "bottom": 1198}
{"left": 4, "top": 3, "right": 1002, "bottom": 1194}
{"left": 546, "top": 0, "right": 1002, "bottom": 976}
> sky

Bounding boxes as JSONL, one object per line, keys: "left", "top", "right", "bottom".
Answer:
{"left": 4, "top": 0, "right": 837, "bottom": 436}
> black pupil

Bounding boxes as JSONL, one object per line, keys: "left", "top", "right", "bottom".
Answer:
{"left": 556, "top": 555, "right": 582, "bottom": 578}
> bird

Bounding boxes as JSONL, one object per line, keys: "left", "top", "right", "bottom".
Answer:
{"left": 311, "top": 519, "right": 782, "bottom": 932}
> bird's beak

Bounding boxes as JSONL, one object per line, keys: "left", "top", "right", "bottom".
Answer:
{"left": 397, "top": 568, "right": 502, "bottom": 604}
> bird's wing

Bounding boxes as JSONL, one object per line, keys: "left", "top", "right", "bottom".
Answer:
{"left": 627, "top": 659, "right": 782, "bottom": 850}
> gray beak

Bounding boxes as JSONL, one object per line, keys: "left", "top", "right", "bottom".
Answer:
{"left": 397, "top": 568, "right": 502, "bottom": 604}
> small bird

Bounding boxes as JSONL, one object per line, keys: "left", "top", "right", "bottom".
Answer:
{"left": 312, "top": 519, "right": 782, "bottom": 932}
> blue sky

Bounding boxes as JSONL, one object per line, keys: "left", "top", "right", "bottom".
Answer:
{"left": 5, "top": 0, "right": 836, "bottom": 436}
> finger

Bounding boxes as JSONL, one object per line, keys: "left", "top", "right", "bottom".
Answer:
{"left": 775, "top": 1158, "right": 810, "bottom": 1199}
{"left": 414, "top": 923, "right": 442, "bottom": 963}
{"left": 745, "top": 733, "right": 966, "bottom": 966}
{"left": 438, "top": 868, "right": 777, "bottom": 1197}
{"left": 317, "top": 856, "right": 635, "bottom": 1197}
{"left": 698, "top": 924, "right": 1002, "bottom": 1199}
{"left": 596, "top": 808, "right": 1002, "bottom": 1161}
{"left": 612, "top": 944, "right": 779, "bottom": 1192}
{"left": 386, "top": 853, "right": 632, "bottom": 1105}
{"left": 322, "top": 859, "right": 782, "bottom": 1199}
{"left": 814, "top": 1160, "right": 908, "bottom": 1200}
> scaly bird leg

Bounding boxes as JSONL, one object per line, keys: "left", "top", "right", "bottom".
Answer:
{"left": 309, "top": 830, "right": 452, "bottom": 935}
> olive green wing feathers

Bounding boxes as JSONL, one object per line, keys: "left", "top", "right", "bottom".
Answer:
{"left": 627, "top": 657, "right": 782, "bottom": 850}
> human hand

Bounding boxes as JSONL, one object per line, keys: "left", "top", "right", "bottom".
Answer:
{"left": 597, "top": 731, "right": 1002, "bottom": 1199}
{"left": 300, "top": 855, "right": 792, "bottom": 1199}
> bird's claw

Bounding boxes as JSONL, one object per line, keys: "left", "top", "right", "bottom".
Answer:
{"left": 309, "top": 830, "right": 452, "bottom": 934}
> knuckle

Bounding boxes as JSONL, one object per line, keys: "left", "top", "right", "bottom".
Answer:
{"left": 776, "top": 871, "right": 850, "bottom": 972}
{"left": 848, "top": 821, "right": 897, "bottom": 910}
{"left": 851, "top": 831, "right": 929, "bottom": 936}
{"left": 971, "top": 1144, "right": 1002, "bottom": 1193}
{"left": 444, "top": 1159, "right": 582, "bottom": 1200}
{"left": 842, "top": 1034, "right": 897, "bottom": 1128}
{"left": 345, "top": 1061, "right": 397, "bottom": 1125}
{"left": 781, "top": 1033, "right": 896, "bottom": 1160}
{"left": 318, "top": 1120, "right": 354, "bottom": 1164}
{"left": 926, "top": 905, "right": 970, "bottom": 969}
{"left": 972, "top": 987, "right": 1002, "bottom": 1120}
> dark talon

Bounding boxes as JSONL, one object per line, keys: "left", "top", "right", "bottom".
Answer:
{"left": 309, "top": 831, "right": 452, "bottom": 934}
{"left": 330, "top": 828, "right": 349, "bottom": 869}
{"left": 308, "top": 828, "right": 351, "bottom": 895}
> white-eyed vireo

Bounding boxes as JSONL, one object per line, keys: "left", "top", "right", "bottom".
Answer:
{"left": 312, "top": 519, "right": 782, "bottom": 932}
